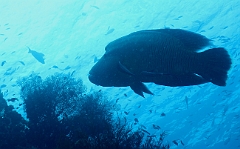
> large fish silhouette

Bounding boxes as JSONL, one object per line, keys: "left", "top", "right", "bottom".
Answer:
{"left": 89, "top": 29, "right": 231, "bottom": 97}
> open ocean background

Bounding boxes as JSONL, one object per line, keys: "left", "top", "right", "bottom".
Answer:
{"left": 0, "top": 0, "right": 239, "bottom": 148}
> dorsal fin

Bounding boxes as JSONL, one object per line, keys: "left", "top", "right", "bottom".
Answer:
{"left": 118, "top": 61, "right": 134, "bottom": 75}
{"left": 137, "top": 29, "right": 211, "bottom": 51}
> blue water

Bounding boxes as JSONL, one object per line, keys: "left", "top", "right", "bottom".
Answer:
{"left": 0, "top": 0, "right": 239, "bottom": 148}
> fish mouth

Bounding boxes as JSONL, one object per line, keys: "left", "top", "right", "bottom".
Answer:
{"left": 88, "top": 73, "right": 94, "bottom": 82}
{"left": 88, "top": 73, "right": 111, "bottom": 87}
{"left": 88, "top": 73, "right": 99, "bottom": 85}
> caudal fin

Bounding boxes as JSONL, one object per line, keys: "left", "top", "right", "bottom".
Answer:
{"left": 198, "top": 48, "right": 231, "bottom": 86}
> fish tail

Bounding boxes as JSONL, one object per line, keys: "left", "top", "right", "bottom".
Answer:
{"left": 198, "top": 48, "right": 231, "bottom": 86}
{"left": 27, "top": 46, "right": 31, "bottom": 53}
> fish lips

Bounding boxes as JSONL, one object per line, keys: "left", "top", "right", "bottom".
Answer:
{"left": 88, "top": 73, "right": 100, "bottom": 85}
{"left": 88, "top": 72, "right": 113, "bottom": 87}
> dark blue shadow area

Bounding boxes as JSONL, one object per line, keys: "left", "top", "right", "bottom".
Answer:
{"left": 0, "top": 73, "right": 172, "bottom": 149}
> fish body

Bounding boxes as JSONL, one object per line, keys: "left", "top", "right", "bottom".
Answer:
{"left": 89, "top": 29, "right": 231, "bottom": 97}
{"left": 27, "top": 47, "right": 45, "bottom": 64}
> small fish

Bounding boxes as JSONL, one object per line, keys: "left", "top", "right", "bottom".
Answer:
{"left": 18, "top": 61, "right": 25, "bottom": 65}
{"left": 75, "top": 56, "right": 81, "bottom": 60}
{"left": 70, "top": 70, "right": 76, "bottom": 76}
{"left": 94, "top": 56, "right": 99, "bottom": 63}
{"left": 91, "top": 5, "right": 99, "bottom": 9}
{"left": 64, "top": 66, "right": 71, "bottom": 70}
{"left": 134, "top": 118, "right": 139, "bottom": 123}
{"left": 4, "top": 67, "right": 16, "bottom": 75}
{"left": 161, "top": 112, "right": 166, "bottom": 116}
{"left": 0, "top": 84, "right": 6, "bottom": 88}
{"left": 173, "top": 140, "right": 178, "bottom": 146}
{"left": 153, "top": 124, "right": 161, "bottom": 130}
{"left": 180, "top": 140, "right": 184, "bottom": 146}
{"left": 105, "top": 28, "right": 114, "bottom": 35}
{"left": 113, "top": 104, "right": 121, "bottom": 111}
{"left": 172, "top": 139, "right": 184, "bottom": 146}
{"left": 27, "top": 47, "right": 45, "bottom": 64}
{"left": 52, "top": 65, "right": 58, "bottom": 69}
{"left": 1, "top": 61, "right": 6, "bottom": 66}
{"left": 82, "top": 13, "right": 87, "bottom": 16}
{"left": 140, "top": 125, "right": 147, "bottom": 129}
{"left": 89, "top": 29, "right": 232, "bottom": 97}
{"left": 124, "top": 111, "right": 129, "bottom": 115}
{"left": 141, "top": 129, "right": 150, "bottom": 135}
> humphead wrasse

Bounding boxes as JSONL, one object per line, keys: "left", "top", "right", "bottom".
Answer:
{"left": 88, "top": 29, "right": 232, "bottom": 97}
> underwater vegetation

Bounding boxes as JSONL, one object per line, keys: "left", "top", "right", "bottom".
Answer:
{"left": 0, "top": 73, "right": 170, "bottom": 149}
{"left": 0, "top": 91, "right": 27, "bottom": 149}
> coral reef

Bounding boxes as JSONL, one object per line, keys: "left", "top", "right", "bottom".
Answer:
{"left": 0, "top": 73, "right": 170, "bottom": 149}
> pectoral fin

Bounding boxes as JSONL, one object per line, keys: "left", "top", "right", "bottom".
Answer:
{"left": 141, "top": 71, "right": 170, "bottom": 76}
{"left": 118, "top": 61, "right": 134, "bottom": 75}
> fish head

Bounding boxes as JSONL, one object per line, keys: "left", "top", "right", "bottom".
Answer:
{"left": 88, "top": 53, "right": 132, "bottom": 87}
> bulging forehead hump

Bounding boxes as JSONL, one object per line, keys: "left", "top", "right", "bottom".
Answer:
{"left": 90, "top": 54, "right": 117, "bottom": 75}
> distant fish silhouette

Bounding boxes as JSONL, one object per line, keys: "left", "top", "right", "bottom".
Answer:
{"left": 52, "top": 65, "right": 59, "bottom": 69}
{"left": 153, "top": 124, "right": 161, "bottom": 130}
{"left": 18, "top": 61, "right": 25, "bottom": 65}
{"left": 91, "top": 5, "right": 99, "bottom": 9}
{"left": 161, "top": 112, "right": 166, "bottom": 116}
{"left": 172, "top": 139, "right": 184, "bottom": 146}
{"left": 27, "top": 47, "right": 45, "bottom": 64}
{"left": 64, "top": 66, "right": 71, "bottom": 70}
{"left": 94, "top": 56, "right": 99, "bottom": 63}
{"left": 105, "top": 28, "right": 114, "bottom": 35}
{"left": 4, "top": 67, "right": 16, "bottom": 75}
{"left": 0, "top": 84, "right": 7, "bottom": 88}
{"left": 1, "top": 61, "right": 6, "bottom": 66}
